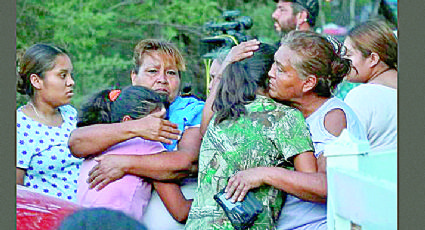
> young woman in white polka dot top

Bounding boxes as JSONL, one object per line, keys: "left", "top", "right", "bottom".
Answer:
{"left": 16, "top": 44, "right": 82, "bottom": 202}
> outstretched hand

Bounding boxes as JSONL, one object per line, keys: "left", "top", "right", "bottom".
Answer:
{"left": 225, "top": 167, "right": 265, "bottom": 203}
{"left": 220, "top": 39, "right": 261, "bottom": 72}
{"left": 87, "top": 155, "right": 128, "bottom": 191}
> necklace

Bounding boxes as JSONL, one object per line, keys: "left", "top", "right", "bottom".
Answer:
{"left": 367, "top": 68, "right": 392, "bottom": 83}
{"left": 28, "top": 101, "right": 51, "bottom": 123}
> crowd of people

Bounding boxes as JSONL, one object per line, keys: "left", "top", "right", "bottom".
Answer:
{"left": 17, "top": 0, "right": 397, "bottom": 229}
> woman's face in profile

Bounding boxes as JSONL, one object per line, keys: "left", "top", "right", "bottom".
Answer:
{"left": 131, "top": 52, "right": 181, "bottom": 103}
{"left": 343, "top": 37, "right": 371, "bottom": 83}
{"left": 268, "top": 46, "right": 305, "bottom": 102}
{"left": 208, "top": 59, "right": 222, "bottom": 92}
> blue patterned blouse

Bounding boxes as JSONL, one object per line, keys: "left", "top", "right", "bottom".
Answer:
{"left": 16, "top": 104, "right": 83, "bottom": 202}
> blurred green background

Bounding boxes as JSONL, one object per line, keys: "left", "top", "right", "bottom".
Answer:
{"left": 16, "top": 0, "right": 397, "bottom": 109}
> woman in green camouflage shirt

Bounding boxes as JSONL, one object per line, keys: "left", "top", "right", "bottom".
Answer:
{"left": 185, "top": 43, "right": 317, "bottom": 230}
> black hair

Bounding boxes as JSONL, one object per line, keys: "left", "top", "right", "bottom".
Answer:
{"left": 77, "top": 85, "right": 167, "bottom": 127}
{"left": 17, "top": 43, "right": 69, "bottom": 97}
{"left": 213, "top": 43, "right": 277, "bottom": 125}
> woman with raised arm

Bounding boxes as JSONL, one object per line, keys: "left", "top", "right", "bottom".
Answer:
{"left": 185, "top": 43, "right": 317, "bottom": 230}
{"left": 225, "top": 31, "right": 368, "bottom": 230}
{"left": 200, "top": 39, "right": 261, "bottom": 136}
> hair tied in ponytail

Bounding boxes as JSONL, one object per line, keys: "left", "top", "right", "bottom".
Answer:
{"left": 109, "top": 89, "right": 121, "bottom": 102}
{"left": 325, "top": 35, "right": 346, "bottom": 57}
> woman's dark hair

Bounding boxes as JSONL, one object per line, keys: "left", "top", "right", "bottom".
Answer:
{"left": 280, "top": 30, "right": 351, "bottom": 97}
{"left": 17, "top": 43, "right": 69, "bottom": 97}
{"left": 77, "top": 85, "right": 167, "bottom": 127}
{"left": 213, "top": 43, "right": 277, "bottom": 125}
{"left": 347, "top": 19, "right": 397, "bottom": 69}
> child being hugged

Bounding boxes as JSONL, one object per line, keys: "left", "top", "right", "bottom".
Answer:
{"left": 77, "top": 86, "right": 191, "bottom": 223}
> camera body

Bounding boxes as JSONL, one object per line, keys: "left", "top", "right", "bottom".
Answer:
{"left": 200, "top": 10, "right": 254, "bottom": 96}
{"left": 201, "top": 10, "right": 253, "bottom": 59}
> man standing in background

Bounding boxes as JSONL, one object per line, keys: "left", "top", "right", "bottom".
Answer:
{"left": 272, "top": 0, "right": 319, "bottom": 35}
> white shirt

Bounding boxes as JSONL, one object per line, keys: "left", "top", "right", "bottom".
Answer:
{"left": 344, "top": 84, "right": 397, "bottom": 152}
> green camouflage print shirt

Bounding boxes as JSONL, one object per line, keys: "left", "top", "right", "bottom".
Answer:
{"left": 185, "top": 95, "right": 314, "bottom": 230}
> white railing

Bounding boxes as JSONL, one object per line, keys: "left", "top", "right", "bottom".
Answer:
{"left": 324, "top": 130, "right": 397, "bottom": 230}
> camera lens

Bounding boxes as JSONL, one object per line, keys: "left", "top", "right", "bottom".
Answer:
{"left": 238, "top": 16, "right": 253, "bottom": 30}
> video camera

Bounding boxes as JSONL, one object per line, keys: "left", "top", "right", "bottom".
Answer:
{"left": 199, "top": 10, "right": 254, "bottom": 96}
{"left": 200, "top": 10, "right": 253, "bottom": 59}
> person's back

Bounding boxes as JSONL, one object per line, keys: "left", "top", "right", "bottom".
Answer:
{"left": 76, "top": 86, "right": 167, "bottom": 221}
{"left": 188, "top": 96, "right": 314, "bottom": 230}
{"left": 186, "top": 43, "right": 317, "bottom": 230}
{"left": 140, "top": 94, "right": 204, "bottom": 230}
{"left": 77, "top": 137, "right": 166, "bottom": 221}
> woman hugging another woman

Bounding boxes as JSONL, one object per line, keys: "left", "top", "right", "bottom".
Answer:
{"left": 185, "top": 43, "right": 317, "bottom": 230}
{"left": 77, "top": 85, "right": 191, "bottom": 223}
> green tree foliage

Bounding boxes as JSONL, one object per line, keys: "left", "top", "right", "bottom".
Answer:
{"left": 16, "top": 0, "right": 278, "bottom": 109}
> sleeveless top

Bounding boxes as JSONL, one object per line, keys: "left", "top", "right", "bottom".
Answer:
{"left": 277, "top": 97, "right": 367, "bottom": 230}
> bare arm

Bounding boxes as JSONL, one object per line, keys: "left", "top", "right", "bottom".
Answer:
{"left": 258, "top": 156, "right": 327, "bottom": 203}
{"left": 221, "top": 39, "right": 260, "bottom": 69}
{"left": 154, "top": 181, "right": 192, "bottom": 223}
{"left": 260, "top": 109, "right": 346, "bottom": 202}
{"left": 87, "top": 127, "right": 202, "bottom": 191}
{"left": 223, "top": 108, "right": 348, "bottom": 203}
{"left": 17, "top": 168, "right": 25, "bottom": 185}
{"left": 200, "top": 39, "right": 260, "bottom": 136}
{"left": 200, "top": 79, "right": 220, "bottom": 136}
{"left": 225, "top": 151, "right": 322, "bottom": 203}
{"left": 69, "top": 113, "right": 181, "bottom": 158}
{"left": 323, "top": 109, "right": 347, "bottom": 137}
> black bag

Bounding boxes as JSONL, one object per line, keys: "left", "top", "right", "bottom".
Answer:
{"left": 214, "top": 188, "right": 263, "bottom": 230}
